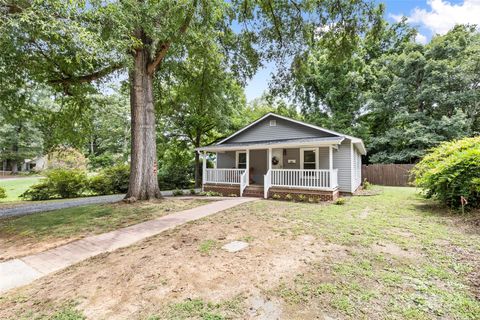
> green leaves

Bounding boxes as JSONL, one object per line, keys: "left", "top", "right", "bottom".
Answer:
{"left": 413, "top": 137, "right": 480, "bottom": 210}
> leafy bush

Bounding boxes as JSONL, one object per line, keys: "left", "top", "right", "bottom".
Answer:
{"left": 0, "top": 187, "right": 7, "bottom": 199}
{"left": 335, "top": 197, "right": 346, "bottom": 205}
{"left": 89, "top": 164, "right": 130, "bottom": 195}
{"left": 157, "top": 164, "right": 192, "bottom": 191}
{"left": 362, "top": 179, "right": 372, "bottom": 190}
{"left": 190, "top": 189, "right": 196, "bottom": 195}
{"left": 308, "top": 197, "right": 317, "bottom": 203}
{"left": 21, "top": 169, "right": 88, "bottom": 200}
{"left": 413, "top": 137, "right": 480, "bottom": 210}
{"left": 228, "top": 193, "right": 238, "bottom": 197}
{"left": 198, "top": 191, "right": 222, "bottom": 197}
{"left": 20, "top": 182, "right": 53, "bottom": 201}
{"left": 88, "top": 153, "right": 116, "bottom": 170}
{"left": 284, "top": 194, "right": 293, "bottom": 201}
{"left": 172, "top": 189, "right": 184, "bottom": 196}
{"left": 47, "top": 147, "right": 87, "bottom": 170}
{"left": 297, "top": 194, "right": 307, "bottom": 202}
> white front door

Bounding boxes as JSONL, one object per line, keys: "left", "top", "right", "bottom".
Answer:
{"left": 271, "top": 149, "right": 283, "bottom": 169}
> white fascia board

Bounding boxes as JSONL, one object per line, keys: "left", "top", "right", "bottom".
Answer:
{"left": 195, "top": 138, "right": 345, "bottom": 153}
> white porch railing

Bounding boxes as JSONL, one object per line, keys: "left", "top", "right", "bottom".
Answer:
{"left": 270, "top": 169, "right": 338, "bottom": 190}
{"left": 205, "top": 168, "right": 245, "bottom": 185}
{"left": 240, "top": 170, "right": 248, "bottom": 196}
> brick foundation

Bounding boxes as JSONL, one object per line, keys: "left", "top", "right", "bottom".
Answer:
{"left": 204, "top": 184, "right": 240, "bottom": 196}
{"left": 268, "top": 187, "right": 339, "bottom": 202}
{"left": 203, "top": 184, "right": 339, "bottom": 202}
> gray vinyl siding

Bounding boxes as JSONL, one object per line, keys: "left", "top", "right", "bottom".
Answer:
{"left": 217, "top": 151, "right": 236, "bottom": 168}
{"left": 333, "top": 140, "right": 352, "bottom": 193}
{"left": 250, "top": 149, "right": 267, "bottom": 184}
{"left": 318, "top": 147, "right": 329, "bottom": 169}
{"left": 226, "top": 115, "right": 335, "bottom": 143}
{"left": 282, "top": 148, "right": 300, "bottom": 169}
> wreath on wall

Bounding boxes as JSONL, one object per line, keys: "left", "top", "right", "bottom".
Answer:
{"left": 271, "top": 156, "right": 279, "bottom": 165}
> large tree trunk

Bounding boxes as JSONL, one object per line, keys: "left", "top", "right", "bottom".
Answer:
{"left": 125, "top": 47, "right": 162, "bottom": 201}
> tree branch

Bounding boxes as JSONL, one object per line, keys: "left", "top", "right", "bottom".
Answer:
{"left": 267, "top": 0, "right": 283, "bottom": 46}
{"left": 147, "top": 0, "right": 198, "bottom": 74}
{"left": 48, "top": 63, "right": 124, "bottom": 85}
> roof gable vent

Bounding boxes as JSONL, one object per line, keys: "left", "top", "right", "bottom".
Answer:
{"left": 269, "top": 119, "right": 276, "bottom": 126}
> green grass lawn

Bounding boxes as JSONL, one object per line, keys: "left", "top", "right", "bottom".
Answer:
{"left": 251, "top": 187, "right": 480, "bottom": 320}
{"left": 0, "top": 187, "right": 478, "bottom": 320}
{"left": 0, "top": 198, "right": 212, "bottom": 260}
{"left": 0, "top": 177, "right": 42, "bottom": 202}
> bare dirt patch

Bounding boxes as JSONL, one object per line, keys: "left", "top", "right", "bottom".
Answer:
{"left": 371, "top": 242, "right": 421, "bottom": 260}
{"left": 0, "top": 202, "right": 349, "bottom": 319}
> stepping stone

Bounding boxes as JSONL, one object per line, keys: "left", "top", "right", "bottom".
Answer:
{"left": 222, "top": 241, "right": 249, "bottom": 253}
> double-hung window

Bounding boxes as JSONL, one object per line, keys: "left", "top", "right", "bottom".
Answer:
{"left": 301, "top": 148, "right": 317, "bottom": 170}
{"left": 236, "top": 151, "right": 247, "bottom": 169}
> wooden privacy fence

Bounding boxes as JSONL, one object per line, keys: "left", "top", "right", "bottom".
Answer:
{"left": 361, "top": 164, "right": 415, "bottom": 186}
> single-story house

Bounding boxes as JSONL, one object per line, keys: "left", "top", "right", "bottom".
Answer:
{"left": 196, "top": 113, "right": 365, "bottom": 201}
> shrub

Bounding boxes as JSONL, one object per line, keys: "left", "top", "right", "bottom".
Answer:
{"left": 362, "top": 178, "right": 372, "bottom": 190}
{"left": 308, "top": 197, "right": 317, "bottom": 203}
{"left": 0, "top": 187, "right": 7, "bottom": 199}
{"left": 21, "top": 168, "right": 88, "bottom": 200}
{"left": 88, "top": 153, "right": 116, "bottom": 170}
{"left": 157, "top": 165, "right": 192, "bottom": 191}
{"left": 413, "top": 137, "right": 480, "bottom": 210}
{"left": 190, "top": 189, "right": 196, "bottom": 195}
{"left": 20, "top": 182, "right": 53, "bottom": 201}
{"left": 47, "top": 147, "right": 87, "bottom": 170}
{"left": 297, "top": 194, "right": 307, "bottom": 202}
{"left": 285, "top": 194, "right": 293, "bottom": 201}
{"left": 228, "top": 193, "right": 238, "bottom": 197}
{"left": 172, "top": 189, "right": 184, "bottom": 196}
{"left": 89, "top": 164, "right": 130, "bottom": 195}
{"left": 335, "top": 197, "right": 346, "bottom": 205}
{"left": 198, "top": 190, "right": 222, "bottom": 197}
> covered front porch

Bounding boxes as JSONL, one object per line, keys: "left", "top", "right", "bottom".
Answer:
{"left": 198, "top": 138, "right": 342, "bottom": 199}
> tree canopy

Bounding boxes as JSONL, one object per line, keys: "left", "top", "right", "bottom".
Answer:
{"left": 286, "top": 22, "right": 479, "bottom": 163}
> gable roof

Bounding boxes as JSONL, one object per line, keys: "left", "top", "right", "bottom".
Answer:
{"left": 217, "top": 112, "right": 366, "bottom": 155}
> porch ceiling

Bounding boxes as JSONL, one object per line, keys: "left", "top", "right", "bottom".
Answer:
{"left": 196, "top": 136, "right": 344, "bottom": 152}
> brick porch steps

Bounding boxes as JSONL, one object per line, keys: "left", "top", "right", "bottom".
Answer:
{"left": 242, "top": 185, "right": 264, "bottom": 198}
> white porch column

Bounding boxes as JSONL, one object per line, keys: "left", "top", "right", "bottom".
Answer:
{"left": 202, "top": 151, "right": 207, "bottom": 190}
{"left": 329, "top": 146, "right": 333, "bottom": 188}
{"left": 246, "top": 149, "right": 250, "bottom": 186}
{"left": 214, "top": 152, "right": 217, "bottom": 169}
{"left": 268, "top": 148, "right": 272, "bottom": 171}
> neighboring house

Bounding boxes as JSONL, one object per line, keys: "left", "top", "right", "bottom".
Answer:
{"left": 22, "top": 156, "right": 48, "bottom": 172}
{"left": 1, "top": 156, "right": 47, "bottom": 173}
{"left": 196, "top": 113, "right": 366, "bottom": 201}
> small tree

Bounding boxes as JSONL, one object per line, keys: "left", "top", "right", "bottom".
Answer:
{"left": 413, "top": 137, "right": 480, "bottom": 210}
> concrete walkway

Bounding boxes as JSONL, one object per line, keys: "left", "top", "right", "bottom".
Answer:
{"left": 0, "top": 197, "right": 257, "bottom": 294}
{"left": 0, "top": 188, "right": 201, "bottom": 219}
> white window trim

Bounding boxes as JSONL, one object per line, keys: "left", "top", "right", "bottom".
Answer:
{"left": 235, "top": 151, "right": 247, "bottom": 169}
{"left": 300, "top": 148, "right": 319, "bottom": 170}
{"left": 269, "top": 119, "right": 277, "bottom": 126}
